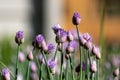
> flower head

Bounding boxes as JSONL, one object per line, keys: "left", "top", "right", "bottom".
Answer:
{"left": 47, "top": 43, "right": 55, "bottom": 53}
{"left": 92, "top": 46, "right": 101, "bottom": 59}
{"left": 55, "top": 29, "right": 67, "bottom": 43}
{"left": 2, "top": 68, "right": 10, "bottom": 80}
{"left": 66, "top": 40, "right": 78, "bottom": 53}
{"left": 90, "top": 60, "right": 97, "bottom": 73}
{"left": 72, "top": 12, "right": 81, "bottom": 25}
{"left": 75, "top": 61, "right": 86, "bottom": 73}
{"left": 83, "top": 33, "right": 92, "bottom": 42}
{"left": 27, "top": 51, "right": 33, "bottom": 61}
{"left": 38, "top": 54, "right": 45, "bottom": 64}
{"left": 67, "top": 30, "right": 74, "bottom": 41}
{"left": 18, "top": 52, "right": 25, "bottom": 63}
{"left": 15, "top": 30, "right": 24, "bottom": 45}
{"left": 48, "top": 59, "right": 55, "bottom": 69}
{"left": 30, "top": 61, "right": 38, "bottom": 73}
{"left": 52, "top": 24, "right": 61, "bottom": 34}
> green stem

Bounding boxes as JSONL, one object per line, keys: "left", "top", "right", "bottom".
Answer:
{"left": 26, "top": 48, "right": 35, "bottom": 80}
{"left": 92, "top": 73, "right": 94, "bottom": 80}
{"left": 42, "top": 51, "right": 53, "bottom": 80}
{"left": 86, "top": 49, "right": 90, "bottom": 80}
{"left": 15, "top": 45, "right": 20, "bottom": 80}
{"left": 26, "top": 62, "right": 30, "bottom": 80}
{"left": 65, "top": 59, "right": 69, "bottom": 80}
{"left": 70, "top": 56, "right": 75, "bottom": 80}
{"left": 0, "top": 61, "right": 15, "bottom": 79}
{"left": 96, "top": 60, "right": 99, "bottom": 80}
{"left": 36, "top": 56, "right": 42, "bottom": 80}
{"left": 76, "top": 25, "right": 82, "bottom": 80}
{"left": 60, "top": 43, "right": 64, "bottom": 80}
{"left": 54, "top": 44, "right": 58, "bottom": 60}
{"left": 100, "top": 0, "right": 105, "bottom": 79}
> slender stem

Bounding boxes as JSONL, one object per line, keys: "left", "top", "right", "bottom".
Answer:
{"left": 0, "top": 61, "right": 15, "bottom": 79}
{"left": 26, "top": 48, "right": 35, "bottom": 80}
{"left": 76, "top": 25, "right": 82, "bottom": 80}
{"left": 65, "top": 59, "right": 69, "bottom": 80}
{"left": 60, "top": 43, "right": 64, "bottom": 80}
{"left": 100, "top": 0, "right": 105, "bottom": 79}
{"left": 26, "top": 62, "right": 30, "bottom": 80}
{"left": 36, "top": 56, "right": 42, "bottom": 80}
{"left": 54, "top": 44, "right": 58, "bottom": 60}
{"left": 15, "top": 44, "right": 20, "bottom": 80}
{"left": 42, "top": 51, "right": 53, "bottom": 80}
{"left": 70, "top": 56, "right": 75, "bottom": 80}
{"left": 92, "top": 73, "right": 94, "bottom": 80}
{"left": 86, "top": 49, "right": 90, "bottom": 80}
{"left": 96, "top": 60, "right": 99, "bottom": 80}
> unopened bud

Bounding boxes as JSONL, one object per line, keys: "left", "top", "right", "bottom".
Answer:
{"left": 27, "top": 51, "right": 33, "bottom": 61}
{"left": 90, "top": 60, "right": 97, "bottom": 73}
{"left": 113, "top": 67, "right": 119, "bottom": 77}
{"left": 2, "top": 68, "right": 10, "bottom": 80}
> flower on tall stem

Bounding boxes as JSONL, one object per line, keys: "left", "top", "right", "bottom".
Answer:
{"left": 47, "top": 43, "right": 55, "bottom": 53}
{"left": 38, "top": 54, "right": 45, "bottom": 64}
{"left": 47, "top": 59, "right": 56, "bottom": 74}
{"left": 30, "top": 61, "right": 38, "bottom": 73}
{"left": 92, "top": 46, "right": 101, "bottom": 59}
{"left": 15, "top": 30, "right": 24, "bottom": 45}
{"left": 2, "top": 68, "right": 10, "bottom": 80}
{"left": 27, "top": 51, "right": 34, "bottom": 61}
{"left": 90, "top": 60, "right": 97, "bottom": 73}
{"left": 72, "top": 12, "right": 81, "bottom": 25}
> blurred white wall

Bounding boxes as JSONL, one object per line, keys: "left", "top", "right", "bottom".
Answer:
{"left": 44, "top": 0, "right": 64, "bottom": 43}
{"left": 0, "top": 0, "right": 33, "bottom": 38}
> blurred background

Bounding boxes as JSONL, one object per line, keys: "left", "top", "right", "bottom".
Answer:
{"left": 0, "top": 0, "right": 120, "bottom": 79}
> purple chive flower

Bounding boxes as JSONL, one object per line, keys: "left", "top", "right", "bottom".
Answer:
{"left": 67, "top": 30, "right": 74, "bottom": 41}
{"left": 66, "top": 40, "right": 78, "bottom": 53}
{"left": 83, "top": 33, "right": 92, "bottom": 42}
{"left": 55, "top": 29, "right": 67, "bottom": 43}
{"left": 48, "top": 59, "right": 56, "bottom": 74}
{"left": 92, "top": 46, "right": 101, "bottom": 59}
{"left": 90, "top": 60, "right": 97, "bottom": 73}
{"left": 48, "top": 59, "right": 55, "bottom": 69}
{"left": 52, "top": 24, "right": 61, "bottom": 34}
{"left": 75, "top": 61, "right": 86, "bottom": 73}
{"left": 72, "top": 12, "right": 81, "bottom": 25}
{"left": 58, "top": 42, "right": 68, "bottom": 52}
{"left": 38, "top": 54, "right": 45, "bottom": 64}
{"left": 27, "top": 51, "right": 33, "bottom": 61}
{"left": 47, "top": 43, "right": 55, "bottom": 53}
{"left": 34, "top": 34, "right": 47, "bottom": 49}
{"left": 2, "top": 68, "right": 10, "bottom": 80}
{"left": 15, "top": 30, "right": 24, "bottom": 45}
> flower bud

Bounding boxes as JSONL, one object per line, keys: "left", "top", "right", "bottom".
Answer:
{"left": 67, "top": 31, "right": 74, "bottom": 41}
{"left": 2, "top": 68, "right": 10, "bottom": 80}
{"left": 38, "top": 54, "right": 45, "bottom": 64}
{"left": 41, "top": 40, "right": 48, "bottom": 51}
{"left": 30, "top": 73, "right": 38, "bottom": 80}
{"left": 92, "top": 46, "right": 101, "bottom": 59}
{"left": 65, "top": 53, "right": 71, "bottom": 60}
{"left": 72, "top": 12, "right": 81, "bottom": 25}
{"left": 15, "top": 31, "right": 24, "bottom": 45}
{"left": 48, "top": 59, "right": 56, "bottom": 74}
{"left": 27, "top": 51, "right": 33, "bottom": 61}
{"left": 84, "top": 41, "right": 92, "bottom": 50}
{"left": 90, "top": 60, "right": 97, "bottom": 73}
{"left": 30, "top": 62, "right": 38, "bottom": 73}
{"left": 18, "top": 52, "right": 25, "bottom": 63}
{"left": 113, "top": 67, "right": 119, "bottom": 77}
